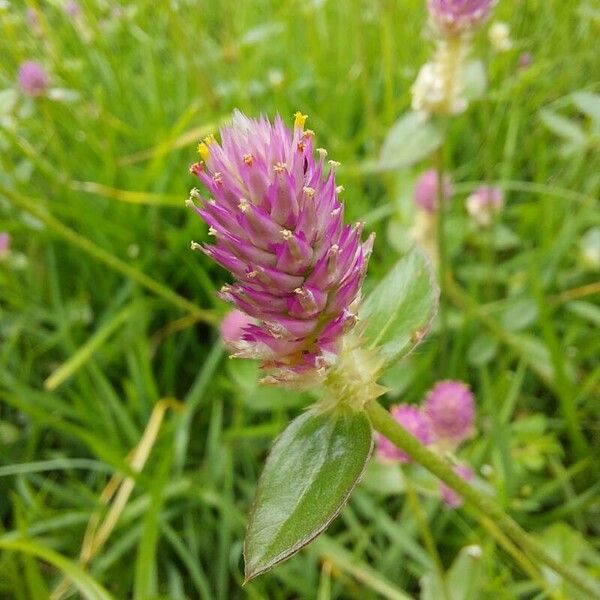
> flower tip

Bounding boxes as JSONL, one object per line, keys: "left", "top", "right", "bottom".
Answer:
{"left": 197, "top": 142, "right": 210, "bottom": 161}
{"left": 190, "top": 241, "right": 202, "bottom": 251}
{"left": 294, "top": 111, "right": 308, "bottom": 129}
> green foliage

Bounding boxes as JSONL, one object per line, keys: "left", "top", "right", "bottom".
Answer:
{"left": 379, "top": 111, "right": 444, "bottom": 171}
{"left": 0, "top": 0, "right": 599, "bottom": 598}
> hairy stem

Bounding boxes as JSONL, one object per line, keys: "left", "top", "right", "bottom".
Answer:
{"left": 365, "top": 400, "right": 600, "bottom": 599}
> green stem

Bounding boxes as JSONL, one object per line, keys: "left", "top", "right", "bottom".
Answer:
{"left": 365, "top": 400, "right": 600, "bottom": 599}
{"left": 434, "top": 147, "right": 448, "bottom": 372}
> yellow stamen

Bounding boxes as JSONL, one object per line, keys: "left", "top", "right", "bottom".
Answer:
{"left": 197, "top": 142, "right": 210, "bottom": 161}
{"left": 294, "top": 111, "right": 308, "bottom": 129}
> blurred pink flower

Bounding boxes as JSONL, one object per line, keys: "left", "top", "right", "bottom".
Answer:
{"left": 376, "top": 404, "right": 433, "bottom": 464}
{"left": 465, "top": 185, "right": 504, "bottom": 226}
{"left": 427, "top": 0, "right": 496, "bottom": 36}
{"left": 18, "top": 61, "right": 49, "bottom": 97}
{"left": 439, "top": 464, "right": 474, "bottom": 508}
{"left": 64, "top": 1, "right": 81, "bottom": 18}
{"left": 517, "top": 52, "right": 533, "bottom": 71}
{"left": 413, "top": 169, "right": 453, "bottom": 213}
{"left": 0, "top": 233, "right": 10, "bottom": 259}
{"left": 424, "top": 380, "right": 475, "bottom": 447}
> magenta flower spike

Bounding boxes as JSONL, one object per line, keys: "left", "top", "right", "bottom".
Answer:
{"left": 17, "top": 61, "right": 49, "bottom": 97}
{"left": 424, "top": 380, "right": 475, "bottom": 448}
{"left": 376, "top": 404, "right": 432, "bottom": 463}
{"left": 427, "top": 0, "right": 496, "bottom": 36}
{"left": 439, "top": 464, "right": 474, "bottom": 508}
{"left": 188, "top": 111, "right": 374, "bottom": 384}
{"left": 413, "top": 169, "right": 453, "bottom": 213}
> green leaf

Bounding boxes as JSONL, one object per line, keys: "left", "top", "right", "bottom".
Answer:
{"left": 360, "top": 246, "right": 439, "bottom": 370}
{"left": 461, "top": 60, "right": 487, "bottom": 102}
{"left": 0, "top": 88, "right": 17, "bottom": 116}
{"left": 379, "top": 111, "right": 443, "bottom": 171}
{"left": 571, "top": 91, "right": 600, "bottom": 125}
{"left": 244, "top": 407, "right": 373, "bottom": 581}
{"left": 539, "top": 109, "right": 586, "bottom": 147}
{"left": 0, "top": 538, "right": 116, "bottom": 600}
{"left": 446, "top": 545, "right": 484, "bottom": 600}
{"left": 467, "top": 333, "right": 498, "bottom": 367}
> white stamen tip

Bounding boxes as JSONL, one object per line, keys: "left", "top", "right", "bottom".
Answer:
{"left": 190, "top": 241, "right": 202, "bottom": 251}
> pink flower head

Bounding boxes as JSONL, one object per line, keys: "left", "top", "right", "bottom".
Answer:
{"left": 376, "top": 404, "right": 432, "bottom": 463}
{"left": 64, "top": 1, "right": 81, "bottom": 17}
{"left": 439, "top": 464, "right": 474, "bottom": 508}
{"left": 465, "top": 185, "right": 504, "bottom": 226}
{"left": 220, "top": 309, "right": 255, "bottom": 350}
{"left": 424, "top": 380, "right": 475, "bottom": 447}
{"left": 188, "top": 111, "right": 373, "bottom": 383}
{"left": 0, "top": 233, "right": 10, "bottom": 259}
{"left": 413, "top": 169, "right": 453, "bottom": 213}
{"left": 26, "top": 8, "right": 39, "bottom": 27}
{"left": 427, "top": 0, "right": 495, "bottom": 36}
{"left": 517, "top": 52, "right": 533, "bottom": 71}
{"left": 18, "top": 61, "right": 49, "bottom": 97}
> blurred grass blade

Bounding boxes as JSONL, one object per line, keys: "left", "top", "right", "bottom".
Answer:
{"left": 44, "top": 305, "right": 135, "bottom": 391}
{"left": 0, "top": 538, "right": 116, "bottom": 600}
{"left": 70, "top": 181, "right": 183, "bottom": 207}
{"left": 2, "top": 188, "right": 216, "bottom": 324}
{"left": 314, "top": 536, "right": 412, "bottom": 600}
{"left": 118, "top": 119, "right": 227, "bottom": 166}
{"left": 51, "top": 399, "right": 182, "bottom": 600}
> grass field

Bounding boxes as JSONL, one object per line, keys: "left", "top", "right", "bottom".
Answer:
{"left": 1, "top": 1, "right": 599, "bottom": 598}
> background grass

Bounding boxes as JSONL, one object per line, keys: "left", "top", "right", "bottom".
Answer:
{"left": 1, "top": 0, "right": 599, "bottom": 598}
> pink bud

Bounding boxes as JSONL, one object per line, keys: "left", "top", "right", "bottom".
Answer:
{"left": 18, "top": 61, "right": 49, "bottom": 97}
{"left": 376, "top": 404, "right": 433, "bottom": 464}
{"left": 465, "top": 185, "right": 504, "bottom": 226}
{"left": 517, "top": 52, "right": 533, "bottom": 71}
{"left": 0, "top": 233, "right": 10, "bottom": 259}
{"left": 413, "top": 169, "right": 453, "bottom": 213}
{"left": 427, "top": 0, "right": 496, "bottom": 36}
{"left": 424, "top": 380, "right": 475, "bottom": 447}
